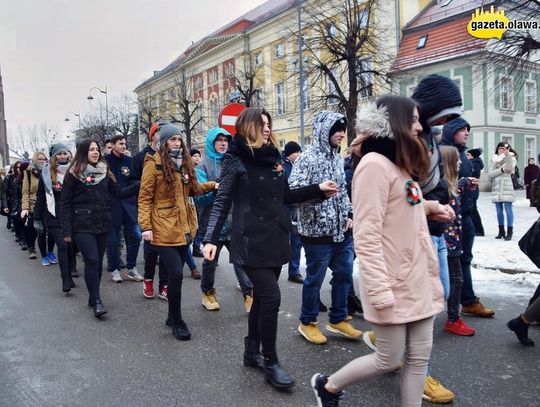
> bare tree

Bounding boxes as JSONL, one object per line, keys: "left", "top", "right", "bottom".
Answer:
{"left": 9, "top": 123, "right": 61, "bottom": 158}
{"left": 137, "top": 89, "right": 161, "bottom": 141}
{"left": 110, "top": 95, "right": 139, "bottom": 152}
{"left": 168, "top": 68, "right": 206, "bottom": 148}
{"left": 230, "top": 53, "right": 264, "bottom": 107}
{"left": 294, "top": 0, "right": 394, "bottom": 144}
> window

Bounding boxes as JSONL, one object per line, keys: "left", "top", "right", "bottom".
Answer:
{"left": 358, "top": 59, "right": 373, "bottom": 98}
{"left": 209, "top": 70, "right": 218, "bottom": 84}
{"left": 276, "top": 82, "right": 285, "bottom": 115}
{"left": 302, "top": 76, "right": 310, "bottom": 111}
{"left": 357, "top": 9, "right": 368, "bottom": 28}
{"left": 453, "top": 77, "right": 463, "bottom": 102}
{"left": 525, "top": 80, "right": 537, "bottom": 113}
{"left": 526, "top": 136, "right": 536, "bottom": 163}
{"left": 327, "top": 68, "right": 339, "bottom": 104}
{"left": 417, "top": 35, "right": 428, "bottom": 49}
{"left": 252, "top": 90, "right": 264, "bottom": 108}
{"left": 500, "top": 76, "right": 513, "bottom": 110}
{"left": 279, "top": 139, "right": 286, "bottom": 149}
{"left": 194, "top": 76, "right": 203, "bottom": 91}
{"left": 275, "top": 43, "right": 284, "bottom": 58}
{"left": 225, "top": 62, "right": 235, "bottom": 78}
{"left": 254, "top": 52, "right": 262, "bottom": 66}
{"left": 501, "top": 134, "right": 513, "bottom": 145}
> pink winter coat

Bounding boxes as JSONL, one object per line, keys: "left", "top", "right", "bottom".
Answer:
{"left": 351, "top": 151, "right": 444, "bottom": 325}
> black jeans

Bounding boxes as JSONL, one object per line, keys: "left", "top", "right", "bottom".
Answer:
{"left": 73, "top": 232, "right": 107, "bottom": 304}
{"left": 143, "top": 240, "right": 168, "bottom": 288}
{"left": 447, "top": 255, "right": 463, "bottom": 322}
{"left": 156, "top": 246, "right": 188, "bottom": 324}
{"left": 48, "top": 227, "right": 76, "bottom": 282}
{"left": 244, "top": 266, "right": 282, "bottom": 357}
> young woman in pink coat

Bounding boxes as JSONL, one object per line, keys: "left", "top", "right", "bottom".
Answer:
{"left": 312, "top": 95, "right": 445, "bottom": 407}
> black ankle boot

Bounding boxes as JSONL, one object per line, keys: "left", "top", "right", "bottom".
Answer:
{"left": 172, "top": 320, "right": 191, "bottom": 340}
{"left": 507, "top": 316, "right": 534, "bottom": 346}
{"left": 263, "top": 354, "right": 295, "bottom": 389}
{"left": 94, "top": 300, "right": 107, "bottom": 317}
{"left": 347, "top": 294, "right": 363, "bottom": 315}
{"left": 504, "top": 226, "right": 513, "bottom": 241}
{"left": 243, "top": 337, "right": 264, "bottom": 371}
{"left": 495, "top": 225, "right": 506, "bottom": 239}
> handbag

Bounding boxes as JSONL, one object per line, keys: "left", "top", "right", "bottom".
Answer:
{"left": 518, "top": 217, "right": 540, "bottom": 268}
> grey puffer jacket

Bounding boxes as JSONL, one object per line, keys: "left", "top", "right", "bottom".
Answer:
{"left": 289, "top": 111, "right": 352, "bottom": 243}
{"left": 489, "top": 153, "right": 516, "bottom": 203}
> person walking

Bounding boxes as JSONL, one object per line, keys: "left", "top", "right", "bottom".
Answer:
{"left": 311, "top": 95, "right": 444, "bottom": 407}
{"left": 524, "top": 157, "right": 539, "bottom": 207}
{"left": 11, "top": 161, "right": 30, "bottom": 250}
{"left": 195, "top": 127, "right": 253, "bottom": 312}
{"left": 467, "top": 148, "right": 485, "bottom": 236}
{"left": 2, "top": 165, "right": 14, "bottom": 230}
{"left": 138, "top": 123, "right": 217, "bottom": 340}
{"left": 203, "top": 107, "right": 338, "bottom": 389}
{"left": 489, "top": 142, "right": 517, "bottom": 241}
{"left": 34, "top": 144, "right": 76, "bottom": 292}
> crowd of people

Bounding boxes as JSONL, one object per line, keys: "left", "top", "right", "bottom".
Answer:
{"left": 0, "top": 75, "right": 539, "bottom": 407}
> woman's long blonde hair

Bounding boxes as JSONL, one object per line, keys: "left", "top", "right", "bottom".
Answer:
{"left": 440, "top": 145, "right": 460, "bottom": 196}
{"left": 235, "top": 107, "right": 278, "bottom": 150}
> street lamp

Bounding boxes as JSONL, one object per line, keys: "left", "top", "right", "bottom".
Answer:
{"left": 87, "top": 86, "right": 108, "bottom": 135}
{"left": 64, "top": 111, "right": 81, "bottom": 129}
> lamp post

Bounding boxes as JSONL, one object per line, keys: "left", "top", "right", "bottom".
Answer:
{"left": 64, "top": 111, "right": 81, "bottom": 129}
{"left": 297, "top": 0, "right": 305, "bottom": 148}
{"left": 87, "top": 86, "right": 108, "bottom": 136}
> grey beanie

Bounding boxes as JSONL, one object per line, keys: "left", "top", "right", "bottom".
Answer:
{"left": 157, "top": 123, "right": 182, "bottom": 146}
{"left": 50, "top": 143, "right": 68, "bottom": 157}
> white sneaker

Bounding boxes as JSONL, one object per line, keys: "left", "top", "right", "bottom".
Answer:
{"left": 111, "top": 269, "right": 123, "bottom": 283}
{"left": 124, "top": 268, "right": 144, "bottom": 282}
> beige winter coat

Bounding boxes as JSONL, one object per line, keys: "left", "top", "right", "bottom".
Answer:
{"left": 351, "top": 151, "right": 444, "bottom": 325}
{"left": 489, "top": 153, "right": 516, "bottom": 203}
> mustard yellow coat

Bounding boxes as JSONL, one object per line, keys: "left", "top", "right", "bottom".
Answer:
{"left": 138, "top": 153, "right": 215, "bottom": 246}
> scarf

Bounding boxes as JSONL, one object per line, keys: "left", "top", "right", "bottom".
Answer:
{"left": 42, "top": 162, "right": 71, "bottom": 217}
{"left": 170, "top": 148, "right": 183, "bottom": 170}
{"left": 70, "top": 161, "right": 108, "bottom": 186}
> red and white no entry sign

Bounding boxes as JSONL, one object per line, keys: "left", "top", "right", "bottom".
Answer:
{"left": 218, "top": 103, "right": 245, "bottom": 136}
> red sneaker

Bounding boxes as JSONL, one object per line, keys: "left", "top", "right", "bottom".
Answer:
{"left": 444, "top": 319, "right": 475, "bottom": 336}
{"left": 143, "top": 279, "right": 154, "bottom": 299}
{"left": 158, "top": 286, "right": 168, "bottom": 301}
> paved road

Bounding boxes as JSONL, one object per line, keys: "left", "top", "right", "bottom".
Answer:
{"left": 0, "top": 228, "right": 538, "bottom": 407}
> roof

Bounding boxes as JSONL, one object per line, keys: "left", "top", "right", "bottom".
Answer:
{"left": 134, "top": 0, "right": 296, "bottom": 92}
{"left": 390, "top": 0, "right": 496, "bottom": 73}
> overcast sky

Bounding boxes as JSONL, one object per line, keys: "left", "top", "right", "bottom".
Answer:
{"left": 0, "top": 0, "right": 267, "bottom": 142}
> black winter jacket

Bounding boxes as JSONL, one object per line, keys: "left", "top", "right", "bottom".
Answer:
{"left": 1, "top": 174, "right": 13, "bottom": 212}
{"left": 204, "top": 136, "right": 324, "bottom": 268}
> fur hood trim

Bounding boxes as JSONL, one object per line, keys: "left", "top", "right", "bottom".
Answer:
{"left": 354, "top": 103, "right": 393, "bottom": 144}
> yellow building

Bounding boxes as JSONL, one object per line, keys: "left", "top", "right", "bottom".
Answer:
{"left": 134, "top": 0, "right": 429, "bottom": 152}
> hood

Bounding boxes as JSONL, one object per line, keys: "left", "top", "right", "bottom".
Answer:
{"left": 441, "top": 117, "right": 470, "bottom": 151}
{"left": 205, "top": 128, "right": 231, "bottom": 161}
{"left": 311, "top": 111, "right": 346, "bottom": 154}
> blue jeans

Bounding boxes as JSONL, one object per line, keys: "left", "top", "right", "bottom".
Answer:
{"left": 495, "top": 202, "right": 514, "bottom": 227}
{"left": 431, "top": 235, "right": 449, "bottom": 301}
{"left": 460, "top": 214, "right": 477, "bottom": 306}
{"left": 106, "top": 212, "right": 141, "bottom": 271}
{"left": 200, "top": 241, "right": 253, "bottom": 297}
{"left": 186, "top": 244, "right": 196, "bottom": 271}
{"left": 300, "top": 235, "right": 353, "bottom": 324}
{"left": 288, "top": 232, "right": 303, "bottom": 278}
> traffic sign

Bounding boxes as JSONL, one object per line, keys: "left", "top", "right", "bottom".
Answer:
{"left": 218, "top": 103, "right": 245, "bottom": 136}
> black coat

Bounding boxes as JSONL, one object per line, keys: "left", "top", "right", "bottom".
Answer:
{"left": 60, "top": 172, "right": 139, "bottom": 237}
{"left": 1, "top": 174, "right": 13, "bottom": 213}
{"left": 33, "top": 176, "right": 63, "bottom": 228}
{"left": 204, "top": 136, "right": 324, "bottom": 268}
{"left": 106, "top": 153, "right": 138, "bottom": 226}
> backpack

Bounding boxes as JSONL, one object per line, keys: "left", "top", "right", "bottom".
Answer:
{"left": 531, "top": 178, "right": 540, "bottom": 207}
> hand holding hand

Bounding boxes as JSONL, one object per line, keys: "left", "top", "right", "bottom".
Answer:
{"left": 203, "top": 243, "right": 217, "bottom": 261}
{"left": 142, "top": 230, "right": 153, "bottom": 241}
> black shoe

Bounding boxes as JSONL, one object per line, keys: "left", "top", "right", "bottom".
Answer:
{"left": 507, "top": 317, "right": 535, "bottom": 346}
{"left": 263, "top": 355, "right": 295, "bottom": 389}
{"left": 504, "top": 226, "right": 513, "bottom": 241}
{"left": 288, "top": 274, "right": 304, "bottom": 284}
{"left": 243, "top": 337, "right": 264, "bottom": 372}
{"left": 311, "top": 373, "right": 344, "bottom": 406}
{"left": 495, "top": 225, "right": 506, "bottom": 239}
{"left": 172, "top": 321, "right": 191, "bottom": 340}
{"left": 71, "top": 269, "right": 79, "bottom": 278}
{"left": 192, "top": 246, "right": 204, "bottom": 257}
{"left": 94, "top": 301, "right": 107, "bottom": 317}
{"left": 347, "top": 295, "right": 363, "bottom": 315}
{"left": 319, "top": 300, "right": 328, "bottom": 313}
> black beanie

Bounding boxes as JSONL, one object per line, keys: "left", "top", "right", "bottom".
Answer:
{"left": 283, "top": 141, "right": 302, "bottom": 157}
{"left": 329, "top": 117, "right": 347, "bottom": 138}
{"left": 189, "top": 148, "right": 201, "bottom": 157}
{"left": 468, "top": 148, "right": 483, "bottom": 158}
{"left": 412, "top": 74, "right": 462, "bottom": 126}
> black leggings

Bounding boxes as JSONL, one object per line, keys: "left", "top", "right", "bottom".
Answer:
{"left": 244, "top": 266, "right": 282, "bottom": 357}
{"left": 156, "top": 246, "right": 188, "bottom": 324}
{"left": 74, "top": 232, "right": 107, "bottom": 303}
{"left": 48, "top": 227, "right": 77, "bottom": 281}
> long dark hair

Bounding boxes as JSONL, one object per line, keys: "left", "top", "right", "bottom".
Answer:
{"left": 235, "top": 107, "right": 278, "bottom": 149}
{"left": 377, "top": 95, "right": 430, "bottom": 180}
{"left": 158, "top": 137, "right": 197, "bottom": 199}
{"left": 69, "top": 139, "right": 106, "bottom": 176}
{"left": 16, "top": 161, "right": 30, "bottom": 183}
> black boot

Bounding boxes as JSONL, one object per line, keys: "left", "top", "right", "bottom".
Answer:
{"left": 495, "top": 225, "right": 506, "bottom": 239}
{"left": 94, "top": 300, "right": 107, "bottom": 317}
{"left": 172, "top": 320, "right": 191, "bottom": 340}
{"left": 347, "top": 294, "right": 363, "bottom": 315}
{"left": 61, "top": 270, "right": 76, "bottom": 293}
{"left": 243, "top": 337, "right": 264, "bottom": 371}
{"left": 504, "top": 226, "right": 513, "bottom": 241}
{"left": 507, "top": 316, "right": 534, "bottom": 346}
{"left": 263, "top": 354, "right": 295, "bottom": 389}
